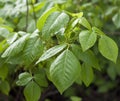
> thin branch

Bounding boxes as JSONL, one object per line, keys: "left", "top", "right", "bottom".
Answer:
{"left": 39, "top": 84, "right": 59, "bottom": 101}
{"left": 40, "top": 90, "right": 59, "bottom": 101}
{"left": 25, "top": 0, "right": 29, "bottom": 32}
{"left": 14, "top": 87, "right": 23, "bottom": 101}
{"left": 31, "top": 0, "right": 37, "bottom": 25}
{"left": 105, "top": 32, "right": 120, "bottom": 35}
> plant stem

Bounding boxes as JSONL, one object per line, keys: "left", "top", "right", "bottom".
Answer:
{"left": 31, "top": 0, "right": 37, "bottom": 25}
{"left": 25, "top": 0, "right": 29, "bottom": 32}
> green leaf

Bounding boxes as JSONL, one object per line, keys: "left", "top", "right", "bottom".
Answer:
{"left": 92, "top": 27, "right": 104, "bottom": 35}
{"left": 2, "top": 34, "right": 29, "bottom": 58}
{"left": 81, "top": 63, "right": 94, "bottom": 86}
{"left": 79, "top": 17, "right": 91, "bottom": 30}
{"left": 50, "top": 49, "right": 81, "bottom": 94}
{"left": 79, "top": 30, "right": 97, "bottom": 51}
{"left": 52, "top": 0, "right": 67, "bottom": 4}
{"left": 42, "top": 12, "right": 69, "bottom": 38}
{"left": 6, "top": 53, "right": 24, "bottom": 65}
{"left": 7, "top": 33, "right": 18, "bottom": 44}
{"left": 37, "top": 7, "right": 57, "bottom": 31}
{"left": 16, "top": 72, "right": 33, "bottom": 86}
{"left": 24, "top": 81, "right": 41, "bottom": 101}
{"left": 0, "top": 25, "right": 13, "bottom": 32}
{"left": 98, "top": 35, "right": 118, "bottom": 63}
{"left": 71, "top": 44, "right": 100, "bottom": 70}
{"left": 65, "top": 18, "right": 79, "bottom": 35}
{"left": 34, "top": 69, "right": 48, "bottom": 87}
{"left": 29, "top": 2, "right": 45, "bottom": 13}
{"left": 22, "top": 35, "right": 44, "bottom": 66}
{"left": 75, "top": 72, "right": 82, "bottom": 85}
{"left": 70, "top": 96, "right": 82, "bottom": 101}
{"left": 107, "top": 65, "right": 117, "bottom": 80}
{"left": 112, "top": 12, "right": 120, "bottom": 28}
{"left": 98, "top": 81, "right": 115, "bottom": 93}
{"left": 0, "top": 17, "right": 4, "bottom": 24}
{"left": 0, "top": 81, "right": 10, "bottom": 95}
{"left": 0, "top": 40, "right": 8, "bottom": 53}
{"left": 0, "top": 66, "right": 8, "bottom": 80}
{"left": 71, "top": 12, "right": 83, "bottom": 18}
{"left": 105, "top": 6, "right": 118, "bottom": 17}
{"left": 0, "top": 27, "right": 10, "bottom": 38}
{"left": 36, "top": 44, "right": 67, "bottom": 64}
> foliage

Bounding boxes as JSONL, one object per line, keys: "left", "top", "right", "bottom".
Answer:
{"left": 0, "top": 0, "right": 120, "bottom": 101}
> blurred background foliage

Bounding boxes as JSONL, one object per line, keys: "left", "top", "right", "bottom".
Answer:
{"left": 0, "top": 0, "right": 120, "bottom": 101}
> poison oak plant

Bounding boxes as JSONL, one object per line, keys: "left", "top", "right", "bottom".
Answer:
{"left": 0, "top": 0, "right": 119, "bottom": 101}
